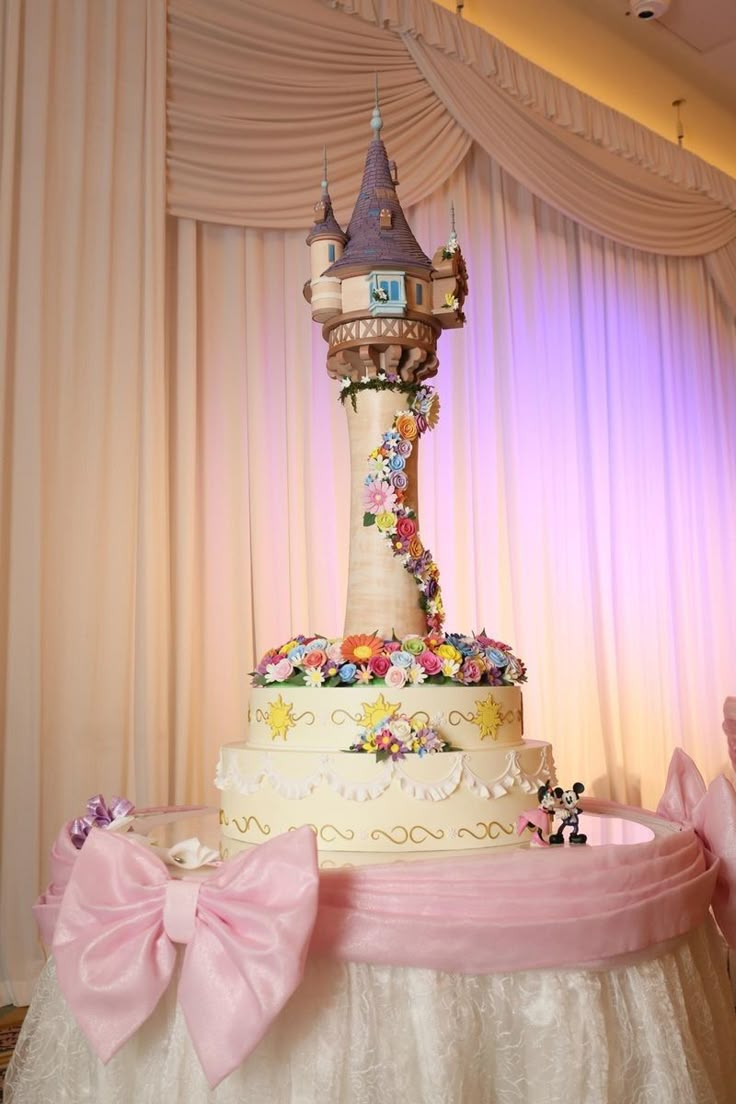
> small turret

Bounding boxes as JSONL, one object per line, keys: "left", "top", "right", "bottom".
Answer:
{"left": 304, "top": 148, "right": 347, "bottom": 323}
{"left": 430, "top": 202, "right": 468, "bottom": 329}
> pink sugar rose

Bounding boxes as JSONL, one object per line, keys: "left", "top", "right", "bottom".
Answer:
{"left": 383, "top": 641, "right": 401, "bottom": 653}
{"left": 327, "top": 642, "right": 344, "bottom": 664}
{"left": 368, "top": 654, "right": 390, "bottom": 678}
{"left": 384, "top": 665, "right": 407, "bottom": 689}
{"left": 418, "top": 650, "right": 442, "bottom": 676}
{"left": 396, "top": 516, "right": 417, "bottom": 540}
{"left": 460, "top": 659, "right": 483, "bottom": 684}
{"left": 303, "top": 649, "right": 327, "bottom": 669}
{"left": 265, "top": 657, "right": 293, "bottom": 683}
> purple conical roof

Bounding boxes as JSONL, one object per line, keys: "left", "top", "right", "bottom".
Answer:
{"left": 323, "top": 138, "right": 432, "bottom": 277}
{"left": 306, "top": 191, "right": 347, "bottom": 246}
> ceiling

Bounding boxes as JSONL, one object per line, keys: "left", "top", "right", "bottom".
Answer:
{"left": 570, "top": 0, "right": 736, "bottom": 114}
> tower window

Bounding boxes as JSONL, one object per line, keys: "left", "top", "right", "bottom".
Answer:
{"left": 378, "top": 279, "right": 401, "bottom": 301}
{"left": 328, "top": 243, "right": 336, "bottom": 262}
{"left": 416, "top": 283, "right": 423, "bottom": 305}
{"left": 369, "top": 271, "right": 407, "bottom": 315}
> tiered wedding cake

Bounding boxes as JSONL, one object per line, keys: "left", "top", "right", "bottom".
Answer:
{"left": 216, "top": 98, "right": 554, "bottom": 859}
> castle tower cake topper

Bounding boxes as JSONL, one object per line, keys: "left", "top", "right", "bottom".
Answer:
{"left": 222, "top": 89, "right": 539, "bottom": 862}
{"left": 304, "top": 83, "right": 468, "bottom": 639}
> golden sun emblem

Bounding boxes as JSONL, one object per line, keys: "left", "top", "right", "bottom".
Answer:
{"left": 470, "top": 694, "right": 505, "bottom": 740}
{"left": 357, "top": 693, "right": 399, "bottom": 731}
{"left": 265, "top": 694, "right": 296, "bottom": 741}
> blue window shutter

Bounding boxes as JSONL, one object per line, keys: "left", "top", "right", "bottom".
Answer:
{"left": 328, "top": 243, "right": 336, "bottom": 262}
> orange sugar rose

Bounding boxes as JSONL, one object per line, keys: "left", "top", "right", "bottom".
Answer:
{"left": 395, "top": 413, "right": 418, "bottom": 441}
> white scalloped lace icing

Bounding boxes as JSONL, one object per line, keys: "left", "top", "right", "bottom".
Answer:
{"left": 215, "top": 745, "right": 551, "bottom": 804}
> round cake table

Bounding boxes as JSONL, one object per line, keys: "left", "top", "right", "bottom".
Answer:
{"left": 6, "top": 800, "right": 736, "bottom": 1104}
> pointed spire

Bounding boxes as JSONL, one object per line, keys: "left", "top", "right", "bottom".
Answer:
{"left": 448, "top": 201, "right": 458, "bottom": 250}
{"left": 306, "top": 145, "right": 346, "bottom": 246}
{"left": 371, "top": 73, "right": 383, "bottom": 139}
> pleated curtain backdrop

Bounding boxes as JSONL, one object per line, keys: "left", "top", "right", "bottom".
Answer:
{"left": 0, "top": 0, "right": 168, "bottom": 1003}
{"left": 1, "top": 0, "right": 735, "bottom": 1003}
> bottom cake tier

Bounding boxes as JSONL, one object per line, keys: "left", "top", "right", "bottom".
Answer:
{"left": 217, "top": 738, "right": 554, "bottom": 856}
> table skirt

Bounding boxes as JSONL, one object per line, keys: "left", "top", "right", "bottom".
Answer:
{"left": 7, "top": 919, "right": 736, "bottom": 1104}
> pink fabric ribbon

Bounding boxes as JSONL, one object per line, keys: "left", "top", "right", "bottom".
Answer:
{"left": 33, "top": 821, "right": 80, "bottom": 947}
{"left": 724, "top": 696, "right": 736, "bottom": 773}
{"left": 51, "top": 825, "right": 319, "bottom": 1088}
{"left": 656, "top": 747, "right": 736, "bottom": 947}
{"left": 32, "top": 805, "right": 211, "bottom": 946}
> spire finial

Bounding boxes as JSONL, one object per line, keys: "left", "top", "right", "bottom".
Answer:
{"left": 448, "top": 200, "right": 458, "bottom": 249}
{"left": 321, "top": 146, "right": 328, "bottom": 194}
{"left": 371, "top": 73, "right": 383, "bottom": 138}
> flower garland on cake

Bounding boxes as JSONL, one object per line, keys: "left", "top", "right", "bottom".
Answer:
{"left": 351, "top": 381, "right": 444, "bottom": 634}
{"left": 349, "top": 711, "right": 450, "bottom": 761}
{"left": 252, "top": 632, "right": 526, "bottom": 689}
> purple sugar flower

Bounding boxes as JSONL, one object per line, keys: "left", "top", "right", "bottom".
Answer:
{"left": 69, "top": 794, "right": 135, "bottom": 850}
{"left": 424, "top": 578, "right": 439, "bottom": 599}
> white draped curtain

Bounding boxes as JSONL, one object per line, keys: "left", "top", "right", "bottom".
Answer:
{"left": 1, "top": 0, "right": 735, "bottom": 1003}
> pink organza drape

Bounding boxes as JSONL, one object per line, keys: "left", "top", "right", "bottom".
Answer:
{"left": 18, "top": 746, "right": 736, "bottom": 1096}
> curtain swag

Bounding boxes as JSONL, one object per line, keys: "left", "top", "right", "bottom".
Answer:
{"left": 330, "top": 0, "right": 736, "bottom": 214}
{"left": 166, "top": 0, "right": 736, "bottom": 311}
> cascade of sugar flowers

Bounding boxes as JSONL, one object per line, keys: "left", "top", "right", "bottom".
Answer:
{"left": 361, "top": 385, "right": 444, "bottom": 633}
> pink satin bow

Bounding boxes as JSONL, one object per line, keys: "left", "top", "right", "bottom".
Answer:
{"left": 656, "top": 747, "right": 736, "bottom": 947}
{"left": 51, "top": 825, "right": 319, "bottom": 1087}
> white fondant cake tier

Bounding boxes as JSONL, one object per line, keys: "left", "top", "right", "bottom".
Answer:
{"left": 216, "top": 684, "right": 554, "bottom": 856}
{"left": 246, "top": 684, "right": 524, "bottom": 749}
{"left": 218, "top": 738, "right": 553, "bottom": 854}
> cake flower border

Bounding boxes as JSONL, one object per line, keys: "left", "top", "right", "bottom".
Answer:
{"left": 252, "top": 632, "right": 527, "bottom": 690}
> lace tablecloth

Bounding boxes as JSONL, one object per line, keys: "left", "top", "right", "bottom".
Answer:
{"left": 7, "top": 921, "right": 736, "bottom": 1104}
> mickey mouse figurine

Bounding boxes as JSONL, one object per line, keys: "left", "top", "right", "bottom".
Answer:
{"left": 549, "top": 783, "right": 587, "bottom": 845}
